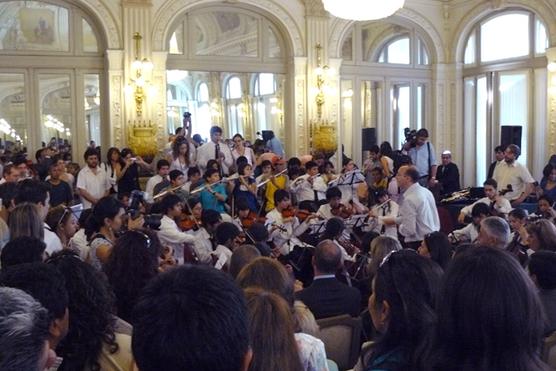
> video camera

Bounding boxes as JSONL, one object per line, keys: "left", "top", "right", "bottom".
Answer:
{"left": 403, "top": 128, "right": 418, "bottom": 148}
{"left": 128, "top": 190, "right": 163, "bottom": 230}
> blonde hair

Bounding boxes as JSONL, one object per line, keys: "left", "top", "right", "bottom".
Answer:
{"left": 8, "top": 203, "right": 44, "bottom": 241}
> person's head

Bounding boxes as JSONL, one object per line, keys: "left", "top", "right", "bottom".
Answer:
{"left": 415, "top": 128, "right": 429, "bottom": 146}
{"left": 260, "top": 160, "right": 272, "bottom": 174}
{"left": 441, "top": 150, "right": 452, "bottom": 166}
{"left": 0, "top": 182, "right": 19, "bottom": 212}
{"left": 187, "top": 166, "right": 201, "bottom": 183}
{"left": 103, "top": 229, "right": 161, "bottom": 321}
{"left": 172, "top": 136, "right": 190, "bottom": 160}
{"left": 322, "top": 217, "right": 345, "bottom": 240}
{"left": 45, "top": 205, "right": 78, "bottom": 241}
{"left": 201, "top": 209, "right": 222, "bottom": 233}
{"left": 371, "top": 167, "right": 384, "bottom": 182}
{"left": 508, "top": 208, "right": 528, "bottom": 231}
{"left": 271, "top": 155, "right": 286, "bottom": 171}
{"left": 369, "top": 145, "right": 380, "bottom": 159}
{"left": 160, "top": 194, "right": 183, "bottom": 218}
{"left": 2, "top": 163, "right": 19, "bottom": 183}
{"left": 106, "top": 147, "right": 121, "bottom": 164}
{"left": 313, "top": 239, "right": 342, "bottom": 275}
{"left": 483, "top": 178, "right": 498, "bottom": 199}
{"left": 342, "top": 158, "right": 355, "bottom": 172}
{"left": 396, "top": 165, "right": 419, "bottom": 190}
{"left": 526, "top": 219, "right": 556, "bottom": 252}
{"left": 48, "top": 162, "right": 62, "bottom": 181}
{"left": 368, "top": 250, "right": 442, "bottom": 367}
{"left": 8, "top": 202, "right": 44, "bottom": 241}
{"left": 379, "top": 141, "right": 393, "bottom": 158}
{"left": 185, "top": 197, "right": 202, "bottom": 219}
{"left": 235, "top": 197, "right": 251, "bottom": 218}
{"left": 418, "top": 232, "right": 453, "bottom": 270}
{"left": 238, "top": 162, "right": 253, "bottom": 177}
{"left": 175, "top": 127, "right": 184, "bottom": 136}
{"left": 0, "top": 287, "right": 55, "bottom": 371}
{"left": 236, "top": 257, "right": 295, "bottom": 306}
{"left": 529, "top": 251, "right": 556, "bottom": 290}
{"left": 504, "top": 144, "right": 521, "bottom": 163}
{"left": 0, "top": 263, "right": 69, "bottom": 349}
{"left": 477, "top": 216, "right": 511, "bottom": 249}
{"left": 15, "top": 179, "right": 50, "bottom": 219}
{"left": 494, "top": 145, "right": 507, "bottom": 162}
{"left": 156, "top": 159, "right": 170, "bottom": 177}
{"left": 432, "top": 247, "right": 545, "bottom": 370}
{"left": 210, "top": 126, "right": 223, "bottom": 143}
{"left": 192, "top": 134, "right": 203, "bottom": 147}
{"left": 83, "top": 148, "right": 99, "bottom": 168}
{"left": 470, "top": 202, "right": 491, "bottom": 225}
{"left": 1, "top": 236, "right": 46, "bottom": 269}
{"left": 85, "top": 196, "right": 124, "bottom": 238}
{"left": 132, "top": 265, "right": 252, "bottom": 371}
{"left": 368, "top": 236, "right": 402, "bottom": 277}
{"left": 169, "top": 169, "right": 185, "bottom": 186}
{"left": 243, "top": 288, "right": 303, "bottom": 371}
{"left": 246, "top": 223, "right": 269, "bottom": 244}
{"left": 229, "top": 244, "right": 261, "bottom": 279}
{"left": 233, "top": 133, "right": 244, "bottom": 147}
{"left": 538, "top": 195, "right": 554, "bottom": 214}
{"left": 273, "top": 189, "right": 290, "bottom": 210}
{"left": 215, "top": 222, "right": 241, "bottom": 249}
{"left": 325, "top": 186, "right": 342, "bottom": 208}
{"left": 204, "top": 168, "right": 220, "bottom": 184}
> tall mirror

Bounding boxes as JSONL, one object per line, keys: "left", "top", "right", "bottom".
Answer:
{"left": 0, "top": 73, "right": 26, "bottom": 150}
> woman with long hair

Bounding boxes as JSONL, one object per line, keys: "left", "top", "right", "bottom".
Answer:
{"left": 244, "top": 288, "right": 304, "bottom": 371}
{"left": 169, "top": 135, "right": 194, "bottom": 174}
{"left": 379, "top": 141, "right": 394, "bottom": 177}
{"left": 526, "top": 219, "right": 556, "bottom": 252}
{"left": 428, "top": 247, "right": 548, "bottom": 371}
{"left": 47, "top": 250, "right": 132, "bottom": 371}
{"left": 357, "top": 250, "right": 442, "bottom": 371}
{"left": 8, "top": 202, "right": 44, "bottom": 241}
{"left": 117, "top": 148, "right": 150, "bottom": 195}
{"left": 232, "top": 133, "right": 256, "bottom": 166}
{"left": 103, "top": 147, "right": 125, "bottom": 194}
{"left": 418, "top": 232, "right": 453, "bottom": 270}
{"left": 45, "top": 205, "right": 79, "bottom": 249}
{"left": 104, "top": 229, "right": 161, "bottom": 322}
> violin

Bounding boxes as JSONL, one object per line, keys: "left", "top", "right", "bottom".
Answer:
{"left": 179, "top": 215, "right": 201, "bottom": 232}
{"left": 331, "top": 203, "right": 354, "bottom": 219}
{"left": 281, "top": 207, "right": 313, "bottom": 221}
{"left": 240, "top": 211, "right": 266, "bottom": 229}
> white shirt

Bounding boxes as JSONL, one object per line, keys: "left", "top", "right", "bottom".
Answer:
{"left": 145, "top": 174, "right": 166, "bottom": 198}
{"left": 212, "top": 244, "right": 233, "bottom": 270}
{"left": 317, "top": 204, "right": 333, "bottom": 220}
{"left": 337, "top": 170, "right": 367, "bottom": 212}
{"left": 232, "top": 147, "right": 256, "bottom": 166}
{"left": 290, "top": 174, "right": 327, "bottom": 203}
{"left": 69, "top": 228, "right": 89, "bottom": 261}
{"left": 370, "top": 200, "right": 399, "bottom": 239}
{"left": 396, "top": 182, "right": 440, "bottom": 242}
{"left": 460, "top": 196, "right": 512, "bottom": 218}
{"left": 451, "top": 223, "right": 479, "bottom": 244}
{"left": 76, "top": 166, "right": 111, "bottom": 209}
{"left": 493, "top": 160, "right": 535, "bottom": 201}
{"left": 186, "top": 227, "right": 214, "bottom": 264}
{"left": 157, "top": 215, "right": 197, "bottom": 264}
{"left": 265, "top": 208, "right": 310, "bottom": 255}
{"left": 196, "top": 141, "right": 234, "bottom": 174}
{"left": 44, "top": 224, "right": 63, "bottom": 255}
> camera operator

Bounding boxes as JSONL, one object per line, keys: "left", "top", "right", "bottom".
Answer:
{"left": 156, "top": 194, "right": 196, "bottom": 264}
{"left": 403, "top": 128, "right": 437, "bottom": 188}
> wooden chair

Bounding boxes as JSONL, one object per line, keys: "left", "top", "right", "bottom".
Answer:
{"left": 316, "top": 314, "right": 362, "bottom": 371}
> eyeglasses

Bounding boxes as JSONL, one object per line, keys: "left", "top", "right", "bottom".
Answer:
{"left": 379, "top": 249, "right": 397, "bottom": 268}
{"left": 56, "top": 207, "right": 71, "bottom": 227}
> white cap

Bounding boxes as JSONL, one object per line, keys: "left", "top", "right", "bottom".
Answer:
{"left": 441, "top": 150, "right": 452, "bottom": 156}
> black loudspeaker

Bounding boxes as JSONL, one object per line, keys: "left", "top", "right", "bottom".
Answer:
{"left": 361, "top": 128, "right": 377, "bottom": 151}
{"left": 500, "top": 126, "right": 522, "bottom": 148}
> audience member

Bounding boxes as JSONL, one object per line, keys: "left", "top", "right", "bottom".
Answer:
{"left": 77, "top": 148, "right": 111, "bottom": 209}
{"left": 487, "top": 145, "right": 506, "bottom": 180}
{"left": 0, "top": 163, "right": 19, "bottom": 184}
{"left": 418, "top": 231, "right": 453, "bottom": 270}
{"left": 529, "top": 251, "right": 556, "bottom": 334}
{"left": 45, "top": 205, "right": 78, "bottom": 248}
{"left": 68, "top": 208, "right": 92, "bottom": 260}
{"left": 476, "top": 216, "right": 511, "bottom": 250}
{"left": 492, "top": 144, "right": 535, "bottom": 205}
{"left": 132, "top": 265, "right": 252, "bottom": 371}
{"left": 367, "top": 236, "right": 402, "bottom": 279}
{"left": 8, "top": 202, "right": 44, "bottom": 242}
{"left": 46, "top": 162, "right": 73, "bottom": 207}
{"left": 229, "top": 244, "right": 261, "bottom": 279}
{"left": 525, "top": 219, "right": 556, "bottom": 252}
{"left": 435, "top": 150, "right": 460, "bottom": 196}
{"left": 0, "top": 236, "right": 46, "bottom": 269}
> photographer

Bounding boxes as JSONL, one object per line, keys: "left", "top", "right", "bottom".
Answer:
{"left": 403, "top": 128, "right": 437, "bottom": 188}
{"left": 156, "top": 194, "right": 196, "bottom": 264}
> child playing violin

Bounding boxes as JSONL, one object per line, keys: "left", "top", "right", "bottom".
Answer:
{"left": 317, "top": 187, "right": 353, "bottom": 220}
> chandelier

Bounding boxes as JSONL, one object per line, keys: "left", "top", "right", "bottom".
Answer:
{"left": 322, "top": 0, "right": 405, "bottom": 21}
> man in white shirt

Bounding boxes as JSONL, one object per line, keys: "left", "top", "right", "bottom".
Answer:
{"left": 196, "top": 126, "right": 234, "bottom": 175}
{"left": 492, "top": 144, "right": 535, "bottom": 205}
{"left": 377, "top": 165, "right": 440, "bottom": 249}
{"left": 156, "top": 194, "right": 197, "bottom": 264}
{"left": 145, "top": 159, "right": 170, "bottom": 198}
{"left": 458, "top": 178, "right": 512, "bottom": 223}
{"left": 290, "top": 161, "right": 327, "bottom": 204}
{"left": 76, "top": 148, "right": 111, "bottom": 209}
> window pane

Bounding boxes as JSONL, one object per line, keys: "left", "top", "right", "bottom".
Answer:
{"left": 197, "top": 102, "right": 211, "bottom": 141}
{"left": 257, "top": 73, "right": 275, "bottom": 96}
{"left": 481, "top": 13, "right": 529, "bottom": 62}
{"left": 535, "top": 18, "right": 548, "bottom": 54}
{"left": 169, "top": 27, "right": 183, "bottom": 55}
{"left": 40, "top": 74, "right": 72, "bottom": 148}
{"left": 84, "top": 74, "right": 100, "bottom": 146}
{"left": 393, "top": 84, "right": 410, "bottom": 147}
{"left": 82, "top": 18, "right": 98, "bottom": 53}
{"left": 194, "top": 11, "right": 258, "bottom": 57}
{"left": 0, "top": 73, "right": 27, "bottom": 148}
{"left": 268, "top": 26, "right": 282, "bottom": 58}
{"left": 226, "top": 77, "right": 242, "bottom": 99}
{"left": 0, "top": 1, "right": 69, "bottom": 52}
{"left": 499, "top": 72, "right": 528, "bottom": 165}
{"left": 387, "top": 37, "right": 410, "bottom": 64}
{"left": 464, "top": 33, "right": 476, "bottom": 65}
{"left": 417, "top": 39, "right": 429, "bottom": 65}
{"left": 416, "top": 84, "right": 425, "bottom": 129}
{"left": 198, "top": 83, "right": 209, "bottom": 102}
{"left": 476, "top": 77, "right": 487, "bottom": 185}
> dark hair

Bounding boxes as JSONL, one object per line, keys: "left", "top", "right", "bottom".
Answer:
{"left": 423, "top": 232, "right": 453, "bottom": 270}
{"left": 46, "top": 250, "right": 119, "bottom": 371}
{"left": 321, "top": 217, "right": 345, "bottom": 240}
{"left": 160, "top": 194, "right": 182, "bottom": 215}
{"left": 273, "top": 189, "right": 290, "bottom": 205}
{"left": 509, "top": 208, "right": 528, "bottom": 220}
{"left": 186, "top": 196, "right": 201, "bottom": 213}
{"left": 171, "top": 136, "right": 190, "bottom": 165}
{"left": 84, "top": 148, "right": 99, "bottom": 161}
{"left": 215, "top": 222, "right": 241, "bottom": 245}
{"left": 236, "top": 156, "right": 248, "bottom": 167}
{"left": 0, "top": 262, "right": 68, "bottom": 321}
{"left": 104, "top": 229, "right": 161, "bottom": 322}
{"left": 238, "top": 162, "right": 252, "bottom": 176}
{"left": 369, "top": 144, "right": 380, "bottom": 154}
{"left": 15, "top": 179, "right": 49, "bottom": 205}
{"left": 229, "top": 245, "right": 261, "bottom": 279}
{"left": 287, "top": 157, "right": 301, "bottom": 168}
{"left": 367, "top": 250, "right": 442, "bottom": 370}
{"left": 85, "top": 196, "right": 123, "bottom": 239}
{"left": 156, "top": 159, "right": 170, "bottom": 171}
{"left": 538, "top": 194, "right": 554, "bottom": 207}
{"left": 260, "top": 160, "right": 272, "bottom": 169}
{"left": 210, "top": 126, "right": 223, "bottom": 135}
{"left": 78, "top": 208, "right": 93, "bottom": 228}
{"left": 106, "top": 147, "right": 124, "bottom": 168}
{"left": 325, "top": 186, "right": 342, "bottom": 200}
{"left": 232, "top": 133, "right": 244, "bottom": 141}
{"left": 305, "top": 161, "right": 318, "bottom": 170}
{"left": 204, "top": 168, "right": 220, "bottom": 180}
{"left": 169, "top": 169, "right": 183, "bottom": 182}
{"left": 132, "top": 265, "right": 249, "bottom": 371}
{"left": 529, "top": 251, "right": 556, "bottom": 290}
{"left": 380, "top": 142, "right": 393, "bottom": 158}
{"left": 0, "top": 182, "right": 18, "bottom": 209}
{"left": 416, "top": 128, "right": 429, "bottom": 138}
{"left": 342, "top": 157, "right": 353, "bottom": 168}
{"left": 201, "top": 209, "right": 222, "bottom": 227}
{"left": 206, "top": 159, "right": 220, "bottom": 171}
{"left": 187, "top": 166, "right": 201, "bottom": 178}
{"left": 430, "top": 247, "right": 546, "bottom": 371}
{"left": 483, "top": 178, "right": 498, "bottom": 189}
{"left": 314, "top": 239, "right": 342, "bottom": 274}
{"left": 0, "top": 237, "right": 46, "bottom": 269}
{"left": 471, "top": 202, "right": 491, "bottom": 218}
{"left": 235, "top": 197, "right": 250, "bottom": 212}
{"left": 494, "top": 145, "right": 507, "bottom": 153}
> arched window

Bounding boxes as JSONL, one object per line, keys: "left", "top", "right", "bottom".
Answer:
{"left": 462, "top": 10, "right": 549, "bottom": 184}
{"left": 0, "top": 1, "right": 105, "bottom": 157}
{"left": 376, "top": 35, "right": 429, "bottom": 66}
{"left": 196, "top": 82, "right": 211, "bottom": 140}
{"left": 253, "top": 73, "right": 278, "bottom": 132}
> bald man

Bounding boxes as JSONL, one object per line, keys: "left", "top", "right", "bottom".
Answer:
{"left": 295, "top": 239, "right": 360, "bottom": 319}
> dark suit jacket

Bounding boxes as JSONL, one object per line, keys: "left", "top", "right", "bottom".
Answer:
{"left": 295, "top": 277, "right": 361, "bottom": 320}
{"left": 436, "top": 162, "right": 460, "bottom": 195}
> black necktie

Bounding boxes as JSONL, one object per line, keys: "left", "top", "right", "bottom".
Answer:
{"left": 215, "top": 143, "right": 220, "bottom": 161}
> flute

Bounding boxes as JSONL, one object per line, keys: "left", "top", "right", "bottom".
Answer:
{"left": 257, "top": 169, "right": 288, "bottom": 188}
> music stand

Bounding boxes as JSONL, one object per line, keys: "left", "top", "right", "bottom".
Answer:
{"left": 345, "top": 214, "right": 369, "bottom": 229}
{"left": 308, "top": 220, "right": 327, "bottom": 235}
